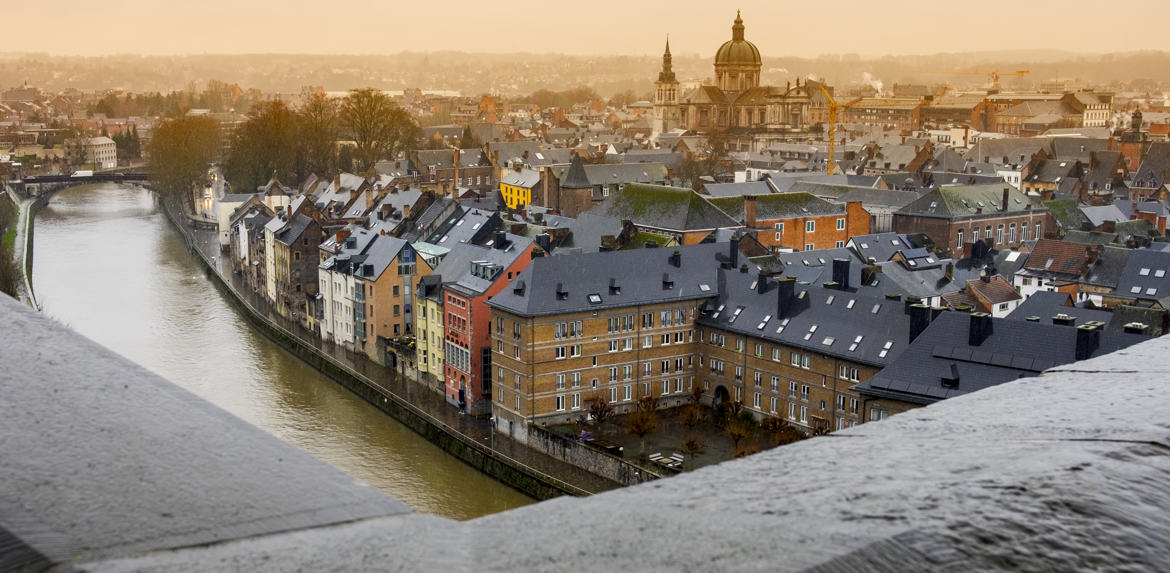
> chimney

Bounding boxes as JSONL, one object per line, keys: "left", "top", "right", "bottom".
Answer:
{"left": 941, "top": 363, "right": 960, "bottom": 389}
{"left": 904, "top": 295, "right": 923, "bottom": 315}
{"left": 740, "top": 264, "right": 749, "bottom": 273}
{"left": 744, "top": 196, "right": 758, "bottom": 227}
{"left": 608, "top": 278, "right": 620, "bottom": 295}
{"left": 1052, "top": 314, "right": 1076, "bottom": 327}
{"left": 1085, "top": 245, "right": 1099, "bottom": 265}
{"left": 1075, "top": 324, "right": 1100, "bottom": 360}
{"left": 729, "top": 237, "right": 740, "bottom": 268}
{"left": 531, "top": 246, "right": 545, "bottom": 259}
{"left": 968, "top": 312, "right": 993, "bottom": 346}
{"left": 668, "top": 250, "right": 681, "bottom": 268}
{"left": 776, "top": 277, "right": 796, "bottom": 317}
{"left": 402, "top": 204, "right": 411, "bottom": 219}
{"left": 494, "top": 231, "right": 507, "bottom": 250}
{"left": 756, "top": 273, "right": 768, "bottom": 294}
{"left": 1123, "top": 322, "right": 1148, "bottom": 335}
{"left": 1001, "top": 187, "right": 1009, "bottom": 212}
{"left": 832, "top": 258, "right": 850, "bottom": 290}
{"left": 945, "top": 262, "right": 954, "bottom": 281}
{"left": 909, "top": 303, "right": 931, "bottom": 343}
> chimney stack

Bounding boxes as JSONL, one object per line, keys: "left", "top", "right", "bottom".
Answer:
{"left": 941, "top": 363, "right": 960, "bottom": 389}
{"left": 776, "top": 277, "right": 796, "bottom": 318}
{"left": 1052, "top": 314, "right": 1076, "bottom": 327}
{"left": 1075, "top": 323, "right": 1101, "bottom": 360}
{"left": 756, "top": 273, "right": 768, "bottom": 294}
{"left": 904, "top": 295, "right": 923, "bottom": 315}
{"left": 909, "top": 303, "right": 931, "bottom": 343}
{"left": 744, "top": 196, "right": 758, "bottom": 227}
{"left": 668, "top": 250, "right": 681, "bottom": 268}
{"left": 729, "top": 237, "right": 740, "bottom": 268}
{"left": 494, "top": 231, "right": 507, "bottom": 250}
{"left": 968, "top": 312, "right": 993, "bottom": 346}
{"left": 1001, "top": 187, "right": 1009, "bottom": 211}
{"left": 832, "top": 258, "right": 851, "bottom": 290}
{"left": 1123, "top": 322, "right": 1148, "bottom": 335}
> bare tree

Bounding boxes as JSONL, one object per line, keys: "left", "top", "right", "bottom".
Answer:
{"left": 625, "top": 395, "right": 660, "bottom": 456}
{"left": 340, "top": 88, "right": 420, "bottom": 172}
{"left": 588, "top": 393, "right": 615, "bottom": 435}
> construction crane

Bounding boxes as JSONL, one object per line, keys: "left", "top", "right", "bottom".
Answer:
{"left": 817, "top": 84, "right": 862, "bottom": 175}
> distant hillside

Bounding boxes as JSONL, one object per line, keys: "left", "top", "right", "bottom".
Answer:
{"left": 0, "top": 50, "right": 1166, "bottom": 96}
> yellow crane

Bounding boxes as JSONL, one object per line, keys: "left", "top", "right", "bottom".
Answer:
{"left": 817, "top": 84, "right": 862, "bottom": 176}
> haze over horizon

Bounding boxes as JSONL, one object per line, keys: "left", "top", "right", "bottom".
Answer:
{"left": 8, "top": 1, "right": 1170, "bottom": 59}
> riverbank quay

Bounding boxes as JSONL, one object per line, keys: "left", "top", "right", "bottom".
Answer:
{"left": 160, "top": 196, "right": 620, "bottom": 500}
{"left": 4, "top": 184, "right": 39, "bottom": 310}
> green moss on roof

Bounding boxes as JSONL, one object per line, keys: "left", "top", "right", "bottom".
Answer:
{"left": 623, "top": 232, "right": 672, "bottom": 250}
{"left": 709, "top": 192, "right": 841, "bottom": 221}
{"left": 1043, "top": 198, "right": 1091, "bottom": 230}
{"left": 601, "top": 183, "right": 739, "bottom": 231}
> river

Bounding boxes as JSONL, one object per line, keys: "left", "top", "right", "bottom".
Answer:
{"left": 31, "top": 183, "right": 534, "bottom": 520}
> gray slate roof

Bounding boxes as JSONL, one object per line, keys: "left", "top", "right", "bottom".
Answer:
{"left": 488, "top": 243, "right": 725, "bottom": 317}
{"left": 855, "top": 312, "right": 1144, "bottom": 405}
{"left": 594, "top": 184, "right": 740, "bottom": 232}
{"left": 1114, "top": 248, "right": 1170, "bottom": 300}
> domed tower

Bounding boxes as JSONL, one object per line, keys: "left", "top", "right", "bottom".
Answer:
{"left": 653, "top": 37, "right": 681, "bottom": 134}
{"left": 714, "top": 10, "right": 762, "bottom": 94}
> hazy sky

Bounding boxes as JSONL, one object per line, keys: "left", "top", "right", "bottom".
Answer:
{"left": 7, "top": 0, "right": 1170, "bottom": 58}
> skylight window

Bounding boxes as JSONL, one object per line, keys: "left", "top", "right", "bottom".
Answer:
{"left": 860, "top": 242, "right": 869, "bottom": 248}
{"left": 826, "top": 295, "right": 835, "bottom": 305}
{"left": 699, "top": 284, "right": 711, "bottom": 292}
{"left": 849, "top": 335, "right": 863, "bottom": 352}
{"left": 872, "top": 304, "right": 881, "bottom": 314}
{"left": 879, "top": 341, "right": 893, "bottom": 358}
{"left": 472, "top": 223, "right": 481, "bottom": 230}
{"left": 439, "top": 235, "right": 448, "bottom": 243}
{"left": 587, "top": 294, "right": 602, "bottom": 304}
{"left": 1158, "top": 270, "right": 1167, "bottom": 278}
{"left": 717, "top": 304, "right": 725, "bottom": 312}
{"left": 818, "top": 258, "right": 826, "bottom": 265}
{"left": 456, "top": 220, "right": 464, "bottom": 226}
{"left": 908, "top": 259, "right": 918, "bottom": 267}
{"left": 757, "top": 314, "right": 772, "bottom": 330}
{"left": 1140, "top": 268, "right": 1151, "bottom": 276}
{"left": 1131, "top": 286, "right": 1142, "bottom": 294}
{"left": 891, "top": 239, "right": 901, "bottom": 246}
{"left": 1147, "top": 288, "right": 1158, "bottom": 296}
{"left": 776, "top": 318, "right": 790, "bottom": 334}
{"left": 926, "top": 257, "right": 935, "bottom": 264}
{"left": 749, "top": 281, "right": 758, "bottom": 291}
{"left": 846, "top": 299, "right": 856, "bottom": 309}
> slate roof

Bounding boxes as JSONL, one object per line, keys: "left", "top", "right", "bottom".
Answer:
{"left": 1025, "top": 159, "right": 1080, "bottom": 184}
{"left": 847, "top": 233, "right": 919, "bottom": 264}
{"left": 487, "top": 243, "right": 725, "bottom": 317}
{"left": 1062, "top": 230, "right": 1119, "bottom": 245}
{"left": 854, "top": 312, "right": 1144, "bottom": 405}
{"left": 1114, "top": 248, "right": 1170, "bottom": 301}
{"left": 320, "top": 230, "right": 408, "bottom": 282}
{"left": 834, "top": 188, "right": 920, "bottom": 209}
{"left": 557, "top": 211, "right": 624, "bottom": 253}
{"left": 594, "top": 184, "right": 740, "bottom": 232}
{"left": 434, "top": 233, "right": 533, "bottom": 297}
{"left": 898, "top": 184, "right": 1038, "bottom": 219}
{"left": 1081, "top": 204, "right": 1128, "bottom": 227}
{"left": 561, "top": 154, "right": 590, "bottom": 188}
{"left": 1006, "top": 291, "right": 1114, "bottom": 327}
{"left": 1042, "top": 198, "right": 1091, "bottom": 231}
{"left": 773, "top": 248, "right": 861, "bottom": 286}
{"left": 708, "top": 192, "right": 844, "bottom": 223}
{"left": 273, "top": 213, "right": 315, "bottom": 247}
{"left": 699, "top": 270, "right": 912, "bottom": 367}
{"left": 500, "top": 168, "right": 541, "bottom": 189}
{"left": 702, "top": 181, "right": 776, "bottom": 197}
{"left": 1131, "top": 142, "right": 1170, "bottom": 189}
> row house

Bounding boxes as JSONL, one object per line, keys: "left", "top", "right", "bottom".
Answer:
{"left": 263, "top": 196, "right": 326, "bottom": 322}
{"left": 318, "top": 228, "right": 433, "bottom": 362}
{"left": 414, "top": 274, "right": 446, "bottom": 392}
{"left": 893, "top": 183, "right": 1052, "bottom": 258}
{"left": 434, "top": 232, "right": 536, "bottom": 415}
{"left": 707, "top": 192, "right": 870, "bottom": 252}
{"left": 228, "top": 202, "right": 275, "bottom": 296}
{"left": 409, "top": 148, "right": 495, "bottom": 196}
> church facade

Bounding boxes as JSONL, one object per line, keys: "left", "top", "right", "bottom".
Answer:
{"left": 653, "top": 11, "right": 824, "bottom": 151}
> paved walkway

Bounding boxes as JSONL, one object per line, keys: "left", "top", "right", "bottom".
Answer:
{"left": 5, "top": 185, "right": 38, "bottom": 310}
{"left": 164, "top": 198, "right": 618, "bottom": 496}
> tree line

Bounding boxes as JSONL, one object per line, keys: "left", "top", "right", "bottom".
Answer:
{"left": 147, "top": 88, "right": 420, "bottom": 209}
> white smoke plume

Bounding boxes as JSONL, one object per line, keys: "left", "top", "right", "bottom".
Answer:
{"left": 861, "top": 72, "right": 883, "bottom": 94}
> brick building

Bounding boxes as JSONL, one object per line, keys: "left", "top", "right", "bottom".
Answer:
{"left": 708, "top": 192, "right": 870, "bottom": 252}
{"left": 893, "top": 184, "right": 1053, "bottom": 258}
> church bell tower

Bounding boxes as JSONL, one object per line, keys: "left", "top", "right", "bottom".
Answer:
{"left": 653, "top": 37, "right": 681, "bottom": 135}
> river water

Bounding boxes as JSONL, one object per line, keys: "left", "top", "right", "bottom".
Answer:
{"left": 31, "top": 183, "right": 534, "bottom": 520}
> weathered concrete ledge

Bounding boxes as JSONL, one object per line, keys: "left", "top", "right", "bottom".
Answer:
{"left": 157, "top": 197, "right": 596, "bottom": 501}
{"left": 2, "top": 291, "right": 1167, "bottom": 571}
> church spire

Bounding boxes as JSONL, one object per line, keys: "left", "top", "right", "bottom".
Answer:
{"left": 658, "top": 36, "right": 676, "bottom": 83}
{"left": 732, "top": 10, "right": 745, "bottom": 42}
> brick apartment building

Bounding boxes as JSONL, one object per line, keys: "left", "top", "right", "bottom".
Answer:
{"left": 893, "top": 184, "right": 1053, "bottom": 258}
{"left": 708, "top": 193, "right": 870, "bottom": 252}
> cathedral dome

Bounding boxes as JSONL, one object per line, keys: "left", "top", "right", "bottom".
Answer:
{"left": 714, "top": 11, "right": 761, "bottom": 67}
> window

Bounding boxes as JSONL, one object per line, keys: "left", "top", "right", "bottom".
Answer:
{"left": 662, "top": 380, "right": 670, "bottom": 395}
{"left": 870, "top": 407, "right": 889, "bottom": 421}
{"left": 753, "top": 371, "right": 762, "bottom": 386}
{"left": 806, "top": 220, "right": 815, "bottom": 233}
{"left": 770, "top": 396, "right": 778, "bottom": 413}
{"left": 957, "top": 229, "right": 964, "bottom": 246}
{"left": 623, "top": 385, "right": 632, "bottom": 401}
{"left": 610, "top": 387, "right": 617, "bottom": 402}
{"left": 555, "top": 346, "right": 566, "bottom": 359}
{"left": 569, "top": 344, "right": 581, "bottom": 357}
{"left": 753, "top": 392, "right": 761, "bottom": 408}
{"left": 754, "top": 343, "right": 763, "bottom": 357}
{"left": 556, "top": 395, "right": 565, "bottom": 411}
{"left": 800, "top": 385, "right": 810, "bottom": 400}
{"left": 835, "top": 240, "right": 844, "bottom": 248}
{"left": 800, "top": 406, "right": 808, "bottom": 423}
{"left": 609, "top": 339, "right": 619, "bottom": 352}
{"left": 837, "top": 395, "right": 847, "bottom": 411}
{"left": 789, "top": 381, "right": 797, "bottom": 397}
{"left": 572, "top": 372, "right": 581, "bottom": 387}
{"left": 996, "top": 224, "right": 1004, "bottom": 245}
{"left": 556, "top": 374, "right": 566, "bottom": 390}
{"left": 734, "top": 366, "right": 744, "bottom": 381}
{"left": 788, "top": 402, "right": 796, "bottom": 420}
{"left": 1009, "top": 223, "right": 1016, "bottom": 243}
{"left": 1035, "top": 223, "right": 1042, "bottom": 240}
{"left": 771, "top": 376, "right": 779, "bottom": 392}
{"left": 643, "top": 335, "right": 653, "bottom": 348}
{"left": 571, "top": 393, "right": 581, "bottom": 410}
{"left": 392, "top": 285, "right": 400, "bottom": 297}
{"left": 772, "top": 347, "right": 780, "bottom": 361}
{"left": 609, "top": 367, "right": 618, "bottom": 382}
{"left": 805, "top": 244, "right": 814, "bottom": 251}
{"left": 838, "top": 365, "right": 859, "bottom": 382}
{"left": 836, "top": 218, "right": 845, "bottom": 231}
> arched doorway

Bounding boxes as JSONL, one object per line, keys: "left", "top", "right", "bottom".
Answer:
{"left": 713, "top": 385, "right": 730, "bottom": 407}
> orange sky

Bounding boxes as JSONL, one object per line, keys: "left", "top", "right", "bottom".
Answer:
{"left": 6, "top": 1, "right": 1169, "bottom": 58}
